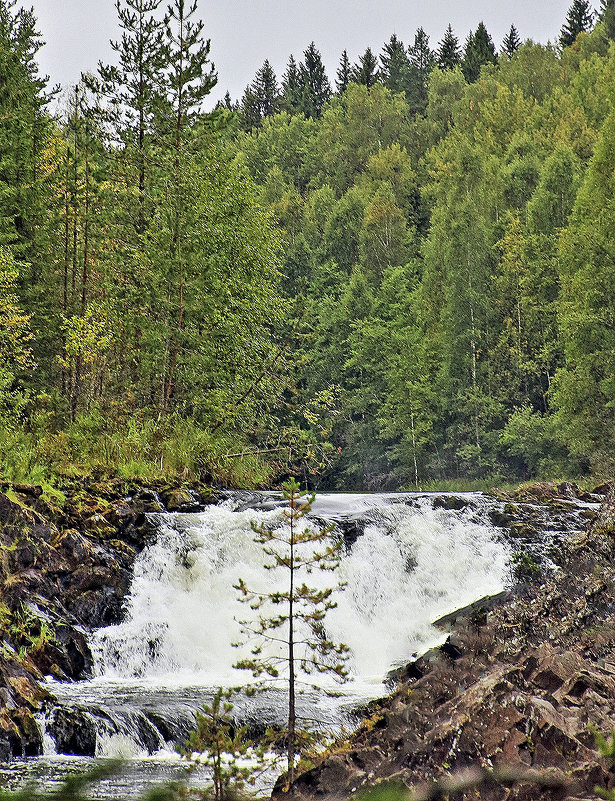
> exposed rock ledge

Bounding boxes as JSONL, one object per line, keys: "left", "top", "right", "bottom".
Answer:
{"left": 0, "top": 478, "right": 217, "bottom": 759}
{"left": 275, "top": 482, "right": 615, "bottom": 801}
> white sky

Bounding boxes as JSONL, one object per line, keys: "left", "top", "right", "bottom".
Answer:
{"left": 31, "top": 0, "right": 582, "bottom": 106}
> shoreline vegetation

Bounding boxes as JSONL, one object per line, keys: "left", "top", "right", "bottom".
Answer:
{"left": 2, "top": 2, "right": 615, "bottom": 493}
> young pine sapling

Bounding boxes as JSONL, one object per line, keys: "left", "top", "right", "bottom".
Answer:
{"left": 234, "top": 479, "right": 349, "bottom": 787}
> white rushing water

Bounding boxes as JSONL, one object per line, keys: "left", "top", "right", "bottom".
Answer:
{"left": 91, "top": 493, "right": 510, "bottom": 692}
{"left": 5, "top": 492, "right": 513, "bottom": 799}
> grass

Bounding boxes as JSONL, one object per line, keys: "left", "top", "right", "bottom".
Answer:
{"left": 0, "top": 411, "right": 275, "bottom": 493}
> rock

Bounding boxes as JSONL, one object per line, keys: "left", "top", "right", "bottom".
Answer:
{"left": 50, "top": 708, "right": 97, "bottom": 756}
{"left": 160, "top": 487, "right": 198, "bottom": 512}
{"left": 432, "top": 495, "right": 472, "bottom": 511}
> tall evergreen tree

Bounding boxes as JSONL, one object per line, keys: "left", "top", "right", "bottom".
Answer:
{"left": 598, "top": 0, "right": 615, "bottom": 40}
{"left": 240, "top": 85, "right": 260, "bottom": 130}
{"left": 298, "top": 42, "right": 331, "bottom": 118}
{"left": 463, "top": 22, "right": 497, "bottom": 82}
{"left": 351, "top": 47, "right": 379, "bottom": 88}
{"left": 335, "top": 49, "right": 351, "bottom": 94}
{"left": 158, "top": 0, "right": 218, "bottom": 411}
{"left": 87, "top": 0, "right": 166, "bottom": 235}
{"left": 380, "top": 34, "right": 409, "bottom": 94}
{"left": 250, "top": 59, "right": 280, "bottom": 121}
{"left": 408, "top": 27, "right": 435, "bottom": 113}
{"left": 437, "top": 24, "right": 462, "bottom": 70}
{"left": 0, "top": 1, "right": 51, "bottom": 251}
{"left": 560, "top": 0, "right": 594, "bottom": 47}
{"left": 281, "top": 54, "right": 302, "bottom": 111}
{"left": 502, "top": 24, "right": 522, "bottom": 57}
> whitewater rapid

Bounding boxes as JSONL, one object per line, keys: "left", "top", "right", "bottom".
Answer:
{"left": 91, "top": 492, "right": 510, "bottom": 691}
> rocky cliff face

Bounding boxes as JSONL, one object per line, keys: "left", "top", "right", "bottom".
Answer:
{"left": 276, "top": 483, "right": 615, "bottom": 801}
{"left": 0, "top": 479, "right": 215, "bottom": 759}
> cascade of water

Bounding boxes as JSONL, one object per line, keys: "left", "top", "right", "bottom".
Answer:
{"left": 91, "top": 493, "right": 510, "bottom": 691}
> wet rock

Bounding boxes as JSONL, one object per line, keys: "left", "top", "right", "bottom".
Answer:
{"left": 160, "top": 487, "right": 199, "bottom": 512}
{"left": 50, "top": 708, "right": 98, "bottom": 756}
{"left": 432, "top": 495, "right": 472, "bottom": 512}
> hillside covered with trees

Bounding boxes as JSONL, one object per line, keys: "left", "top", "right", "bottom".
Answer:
{"left": 1, "top": 0, "right": 615, "bottom": 490}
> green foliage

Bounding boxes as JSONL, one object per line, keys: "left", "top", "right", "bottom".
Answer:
{"left": 179, "top": 688, "right": 255, "bottom": 800}
{"left": 234, "top": 480, "right": 349, "bottom": 784}
{"left": 4, "top": 3, "right": 615, "bottom": 490}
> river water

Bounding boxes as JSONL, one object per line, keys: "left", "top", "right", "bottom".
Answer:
{"left": 1, "top": 492, "right": 513, "bottom": 798}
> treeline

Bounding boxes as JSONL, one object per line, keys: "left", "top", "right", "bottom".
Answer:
{"left": 0, "top": 0, "right": 289, "bottom": 486}
{"left": 2, "top": 0, "right": 615, "bottom": 489}
{"left": 224, "top": 0, "right": 615, "bottom": 488}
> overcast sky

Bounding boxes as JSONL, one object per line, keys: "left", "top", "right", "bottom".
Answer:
{"left": 31, "top": 0, "right": 582, "bottom": 107}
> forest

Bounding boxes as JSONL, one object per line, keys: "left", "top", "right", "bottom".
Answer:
{"left": 1, "top": 0, "right": 615, "bottom": 490}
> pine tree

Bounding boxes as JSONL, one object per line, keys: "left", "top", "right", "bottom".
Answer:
{"left": 380, "top": 34, "right": 409, "bottom": 94}
{"left": 234, "top": 480, "right": 349, "bottom": 788}
{"left": 502, "top": 24, "right": 522, "bottom": 57}
{"left": 179, "top": 689, "right": 254, "bottom": 801}
{"left": 0, "top": 2, "right": 52, "bottom": 251}
{"left": 463, "top": 22, "right": 497, "bottom": 82}
{"left": 86, "top": 0, "right": 166, "bottom": 235}
{"left": 598, "top": 0, "right": 615, "bottom": 39}
{"left": 560, "top": 0, "right": 594, "bottom": 47}
{"left": 437, "top": 24, "right": 462, "bottom": 70}
{"left": 281, "top": 54, "right": 302, "bottom": 111}
{"left": 335, "top": 49, "right": 351, "bottom": 94}
{"left": 351, "top": 47, "right": 379, "bottom": 88}
{"left": 408, "top": 27, "right": 435, "bottom": 113}
{"left": 158, "top": 0, "right": 217, "bottom": 411}
{"left": 298, "top": 42, "right": 331, "bottom": 118}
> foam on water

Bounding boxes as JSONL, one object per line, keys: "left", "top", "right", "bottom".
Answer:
{"left": 92, "top": 493, "right": 510, "bottom": 692}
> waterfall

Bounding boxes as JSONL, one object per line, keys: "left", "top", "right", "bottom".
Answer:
{"left": 30, "top": 491, "right": 511, "bottom": 796}
{"left": 91, "top": 493, "right": 510, "bottom": 689}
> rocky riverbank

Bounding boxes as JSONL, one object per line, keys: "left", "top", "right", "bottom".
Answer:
{"left": 0, "top": 479, "right": 217, "bottom": 759}
{"left": 276, "top": 482, "right": 615, "bottom": 801}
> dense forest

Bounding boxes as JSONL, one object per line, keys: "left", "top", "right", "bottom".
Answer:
{"left": 1, "top": 0, "right": 615, "bottom": 490}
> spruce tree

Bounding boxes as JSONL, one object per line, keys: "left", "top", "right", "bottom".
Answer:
{"left": 463, "top": 22, "right": 497, "bottom": 82}
{"left": 335, "top": 49, "right": 351, "bottom": 94}
{"left": 502, "top": 24, "right": 522, "bottom": 57}
{"left": 380, "top": 34, "right": 409, "bottom": 94}
{"left": 0, "top": 1, "right": 51, "bottom": 251}
{"left": 437, "top": 24, "right": 462, "bottom": 70}
{"left": 281, "top": 54, "right": 302, "bottom": 111}
{"left": 298, "top": 42, "right": 331, "bottom": 118}
{"left": 598, "top": 0, "right": 615, "bottom": 39}
{"left": 408, "top": 27, "right": 435, "bottom": 113}
{"left": 251, "top": 59, "right": 280, "bottom": 120}
{"left": 351, "top": 46, "right": 379, "bottom": 88}
{"left": 560, "top": 0, "right": 594, "bottom": 47}
{"left": 158, "top": 0, "right": 217, "bottom": 411}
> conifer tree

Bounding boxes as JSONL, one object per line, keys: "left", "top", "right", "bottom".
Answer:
{"left": 408, "top": 27, "right": 435, "bottom": 113}
{"left": 86, "top": 0, "right": 166, "bottom": 235}
{"left": 560, "top": 0, "right": 594, "bottom": 47}
{"left": 158, "top": 0, "right": 217, "bottom": 411}
{"left": 502, "top": 24, "right": 522, "bottom": 57}
{"left": 335, "top": 49, "right": 351, "bottom": 94}
{"left": 240, "top": 85, "right": 260, "bottom": 130}
{"left": 0, "top": 1, "right": 51, "bottom": 252}
{"left": 234, "top": 480, "right": 349, "bottom": 787}
{"left": 463, "top": 22, "right": 497, "bottom": 82}
{"left": 437, "top": 24, "right": 462, "bottom": 70}
{"left": 598, "top": 0, "right": 615, "bottom": 39}
{"left": 380, "top": 34, "right": 409, "bottom": 94}
{"left": 282, "top": 55, "right": 303, "bottom": 111}
{"left": 298, "top": 42, "right": 331, "bottom": 118}
{"left": 351, "top": 47, "right": 379, "bottom": 88}
{"left": 250, "top": 59, "right": 280, "bottom": 121}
